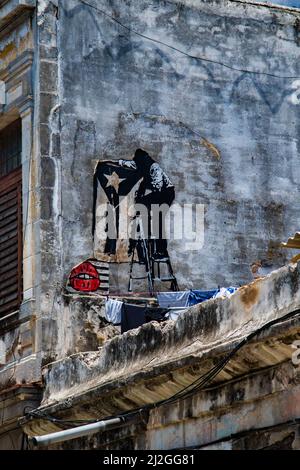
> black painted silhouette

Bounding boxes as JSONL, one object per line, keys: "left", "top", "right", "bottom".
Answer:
{"left": 119, "top": 149, "right": 175, "bottom": 259}
{"left": 93, "top": 148, "right": 175, "bottom": 262}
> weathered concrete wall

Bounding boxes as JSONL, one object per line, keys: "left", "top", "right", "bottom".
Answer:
{"left": 58, "top": 0, "right": 300, "bottom": 282}
{"left": 55, "top": 0, "right": 300, "bottom": 285}
{"left": 3, "top": 0, "right": 297, "bottom": 449}
{"left": 37, "top": 0, "right": 300, "bottom": 360}
{"left": 47, "top": 294, "right": 119, "bottom": 362}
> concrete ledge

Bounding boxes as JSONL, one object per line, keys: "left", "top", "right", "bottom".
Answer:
{"left": 0, "top": 354, "right": 42, "bottom": 394}
{"left": 43, "top": 262, "right": 300, "bottom": 399}
{"left": 21, "top": 262, "right": 300, "bottom": 436}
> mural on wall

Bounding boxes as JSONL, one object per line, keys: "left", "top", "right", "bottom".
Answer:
{"left": 93, "top": 149, "right": 176, "bottom": 264}
{"left": 92, "top": 157, "right": 141, "bottom": 262}
{"left": 66, "top": 258, "right": 109, "bottom": 294}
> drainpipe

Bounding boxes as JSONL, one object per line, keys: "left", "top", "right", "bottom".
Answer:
{"left": 30, "top": 417, "right": 124, "bottom": 447}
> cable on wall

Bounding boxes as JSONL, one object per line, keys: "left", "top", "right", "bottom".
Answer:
{"left": 78, "top": 0, "right": 300, "bottom": 80}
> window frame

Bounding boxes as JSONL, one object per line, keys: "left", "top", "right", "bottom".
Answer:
{"left": 0, "top": 146, "right": 23, "bottom": 320}
{"left": 0, "top": 119, "right": 22, "bottom": 179}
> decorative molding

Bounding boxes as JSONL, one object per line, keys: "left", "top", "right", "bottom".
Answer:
{"left": 0, "top": 384, "right": 42, "bottom": 434}
{"left": 0, "top": 51, "right": 34, "bottom": 119}
{"left": 6, "top": 82, "right": 22, "bottom": 104}
{"left": 0, "top": 0, "right": 35, "bottom": 38}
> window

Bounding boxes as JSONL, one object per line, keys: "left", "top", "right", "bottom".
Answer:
{"left": 0, "top": 119, "right": 22, "bottom": 318}
{"left": 0, "top": 120, "right": 22, "bottom": 177}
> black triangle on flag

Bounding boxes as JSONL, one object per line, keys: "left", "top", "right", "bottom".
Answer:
{"left": 92, "top": 160, "right": 141, "bottom": 259}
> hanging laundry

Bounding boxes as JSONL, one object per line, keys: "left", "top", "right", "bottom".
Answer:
{"left": 121, "top": 304, "right": 147, "bottom": 333}
{"left": 104, "top": 298, "right": 123, "bottom": 325}
{"left": 188, "top": 289, "right": 219, "bottom": 306}
{"left": 157, "top": 291, "right": 190, "bottom": 308}
{"left": 213, "top": 287, "right": 237, "bottom": 299}
{"left": 145, "top": 307, "right": 169, "bottom": 322}
{"left": 167, "top": 308, "right": 188, "bottom": 321}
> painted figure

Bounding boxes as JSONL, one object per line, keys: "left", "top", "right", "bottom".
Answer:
{"left": 119, "top": 148, "right": 175, "bottom": 258}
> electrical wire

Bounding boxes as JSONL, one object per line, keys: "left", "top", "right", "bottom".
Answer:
{"left": 78, "top": 0, "right": 300, "bottom": 80}
{"left": 25, "top": 308, "right": 300, "bottom": 429}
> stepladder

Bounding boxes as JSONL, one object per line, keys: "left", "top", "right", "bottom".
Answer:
{"left": 128, "top": 216, "right": 179, "bottom": 295}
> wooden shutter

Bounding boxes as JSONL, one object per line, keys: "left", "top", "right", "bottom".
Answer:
{"left": 0, "top": 167, "right": 22, "bottom": 318}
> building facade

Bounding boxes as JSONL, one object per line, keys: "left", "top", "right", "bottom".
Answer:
{"left": 0, "top": 0, "right": 300, "bottom": 449}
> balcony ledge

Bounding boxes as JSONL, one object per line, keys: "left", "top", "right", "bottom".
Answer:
{"left": 21, "top": 261, "right": 300, "bottom": 437}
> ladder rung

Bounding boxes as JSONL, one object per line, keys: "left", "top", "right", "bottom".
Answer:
{"left": 130, "top": 276, "right": 148, "bottom": 281}
{"left": 129, "top": 241, "right": 178, "bottom": 293}
{"left": 152, "top": 257, "right": 169, "bottom": 262}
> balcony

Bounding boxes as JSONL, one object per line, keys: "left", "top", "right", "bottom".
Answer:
{"left": 21, "top": 261, "right": 300, "bottom": 448}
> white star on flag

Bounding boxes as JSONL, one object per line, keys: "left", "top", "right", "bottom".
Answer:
{"left": 104, "top": 172, "right": 125, "bottom": 193}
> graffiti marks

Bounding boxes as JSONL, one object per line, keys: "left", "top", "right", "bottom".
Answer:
{"left": 67, "top": 258, "right": 109, "bottom": 294}
{"left": 230, "top": 74, "right": 300, "bottom": 112}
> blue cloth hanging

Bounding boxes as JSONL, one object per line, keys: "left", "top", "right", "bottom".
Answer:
{"left": 188, "top": 289, "right": 219, "bottom": 306}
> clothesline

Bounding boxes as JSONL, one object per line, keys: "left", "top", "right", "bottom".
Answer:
{"left": 104, "top": 286, "right": 238, "bottom": 333}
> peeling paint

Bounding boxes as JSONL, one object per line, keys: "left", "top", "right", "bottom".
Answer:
{"left": 240, "top": 282, "right": 260, "bottom": 308}
{"left": 201, "top": 137, "right": 221, "bottom": 160}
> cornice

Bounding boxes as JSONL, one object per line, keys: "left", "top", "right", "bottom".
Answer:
{"left": 0, "top": 0, "right": 35, "bottom": 37}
